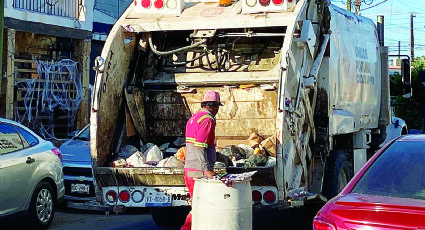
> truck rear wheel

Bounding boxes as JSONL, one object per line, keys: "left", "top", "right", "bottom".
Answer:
{"left": 322, "top": 151, "right": 350, "bottom": 200}
{"left": 150, "top": 206, "right": 190, "bottom": 227}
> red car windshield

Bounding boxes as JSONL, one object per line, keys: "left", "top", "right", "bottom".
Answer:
{"left": 351, "top": 140, "right": 425, "bottom": 200}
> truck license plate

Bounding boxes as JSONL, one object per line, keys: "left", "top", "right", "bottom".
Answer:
{"left": 145, "top": 193, "right": 171, "bottom": 207}
{"left": 71, "top": 184, "right": 90, "bottom": 194}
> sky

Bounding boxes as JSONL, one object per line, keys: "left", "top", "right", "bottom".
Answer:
{"left": 331, "top": 0, "right": 425, "bottom": 59}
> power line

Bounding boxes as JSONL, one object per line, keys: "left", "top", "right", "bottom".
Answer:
{"left": 361, "top": 0, "right": 389, "bottom": 11}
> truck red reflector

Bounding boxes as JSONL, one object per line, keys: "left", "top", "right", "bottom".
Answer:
{"left": 142, "top": 0, "right": 151, "bottom": 8}
{"left": 252, "top": 190, "right": 262, "bottom": 202}
{"left": 119, "top": 190, "right": 130, "bottom": 202}
{"left": 313, "top": 218, "right": 336, "bottom": 230}
{"left": 272, "top": 0, "right": 283, "bottom": 5}
{"left": 106, "top": 190, "right": 117, "bottom": 202}
{"left": 259, "top": 0, "right": 270, "bottom": 6}
{"left": 263, "top": 190, "right": 276, "bottom": 203}
{"left": 287, "top": 0, "right": 292, "bottom": 2}
{"left": 154, "top": 0, "right": 164, "bottom": 9}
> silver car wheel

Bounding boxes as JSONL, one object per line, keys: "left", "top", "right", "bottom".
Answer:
{"left": 36, "top": 188, "right": 53, "bottom": 223}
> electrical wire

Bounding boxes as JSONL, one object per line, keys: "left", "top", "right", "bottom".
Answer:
{"left": 362, "top": 0, "right": 374, "bottom": 5}
{"left": 360, "top": 0, "right": 389, "bottom": 11}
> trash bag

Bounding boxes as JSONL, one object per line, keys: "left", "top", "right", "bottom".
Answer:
{"left": 245, "top": 149, "right": 267, "bottom": 167}
{"left": 220, "top": 145, "right": 246, "bottom": 161}
{"left": 237, "top": 144, "right": 254, "bottom": 158}
{"left": 164, "top": 156, "right": 184, "bottom": 168}
{"left": 141, "top": 143, "right": 155, "bottom": 153}
{"left": 265, "top": 157, "right": 276, "bottom": 167}
{"left": 157, "top": 158, "right": 168, "bottom": 167}
{"left": 159, "top": 143, "right": 170, "bottom": 151}
{"left": 173, "top": 137, "right": 185, "bottom": 147}
{"left": 126, "top": 151, "right": 146, "bottom": 167}
{"left": 234, "top": 159, "right": 246, "bottom": 167}
{"left": 144, "top": 145, "right": 164, "bottom": 162}
{"left": 164, "top": 148, "right": 178, "bottom": 158}
{"left": 175, "top": 147, "right": 186, "bottom": 162}
{"left": 118, "top": 145, "right": 138, "bottom": 159}
{"left": 216, "top": 152, "right": 233, "bottom": 167}
{"left": 110, "top": 157, "right": 127, "bottom": 167}
{"left": 214, "top": 161, "right": 226, "bottom": 168}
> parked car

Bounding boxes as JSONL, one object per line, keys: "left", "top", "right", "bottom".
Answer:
{"left": 313, "top": 134, "right": 425, "bottom": 230}
{"left": 0, "top": 118, "right": 64, "bottom": 230}
{"left": 59, "top": 124, "right": 95, "bottom": 202}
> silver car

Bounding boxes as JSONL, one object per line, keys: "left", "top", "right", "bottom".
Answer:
{"left": 0, "top": 118, "right": 64, "bottom": 230}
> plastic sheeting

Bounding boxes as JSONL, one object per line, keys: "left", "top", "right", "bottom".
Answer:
{"left": 15, "top": 59, "right": 83, "bottom": 139}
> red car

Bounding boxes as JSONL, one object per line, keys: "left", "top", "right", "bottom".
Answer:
{"left": 313, "top": 135, "right": 425, "bottom": 230}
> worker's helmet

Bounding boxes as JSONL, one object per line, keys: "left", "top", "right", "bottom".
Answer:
{"left": 203, "top": 90, "right": 223, "bottom": 106}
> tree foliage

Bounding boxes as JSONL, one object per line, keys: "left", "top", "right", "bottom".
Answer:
{"left": 392, "top": 56, "right": 425, "bottom": 131}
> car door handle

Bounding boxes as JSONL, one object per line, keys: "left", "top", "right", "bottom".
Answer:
{"left": 26, "top": 157, "right": 35, "bottom": 164}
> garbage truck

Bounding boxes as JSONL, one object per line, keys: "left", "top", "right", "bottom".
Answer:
{"left": 88, "top": 0, "right": 406, "bottom": 225}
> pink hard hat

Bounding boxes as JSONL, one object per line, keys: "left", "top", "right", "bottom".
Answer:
{"left": 203, "top": 90, "right": 223, "bottom": 106}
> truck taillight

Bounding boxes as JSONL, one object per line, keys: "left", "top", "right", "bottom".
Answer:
{"left": 154, "top": 0, "right": 164, "bottom": 9}
{"left": 252, "top": 190, "right": 262, "bottom": 202}
{"left": 242, "top": 0, "right": 296, "bottom": 14}
{"left": 119, "top": 190, "right": 131, "bottom": 203}
{"left": 106, "top": 190, "right": 117, "bottom": 203}
{"left": 141, "top": 0, "right": 151, "bottom": 8}
{"left": 51, "top": 148, "right": 62, "bottom": 162}
{"left": 313, "top": 218, "right": 337, "bottom": 230}
{"left": 259, "top": 0, "right": 270, "bottom": 6}
{"left": 134, "top": 0, "right": 184, "bottom": 14}
{"left": 263, "top": 190, "right": 276, "bottom": 203}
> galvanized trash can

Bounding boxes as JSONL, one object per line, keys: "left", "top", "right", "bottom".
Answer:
{"left": 191, "top": 177, "right": 252, "bottom": 230}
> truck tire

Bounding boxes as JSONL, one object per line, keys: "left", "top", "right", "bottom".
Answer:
{"left": 150, "top": 206, "right": 190, "bottom": 227}
{"left": 322, "top": 151, "right": 350, "bottom": 200}
{"left": 27, "top": 181, "right": 56, "bottom": 230}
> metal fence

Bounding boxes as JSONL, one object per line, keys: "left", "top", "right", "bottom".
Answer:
{"left": 13, "top": 0, "right": 83, "bottom": 19}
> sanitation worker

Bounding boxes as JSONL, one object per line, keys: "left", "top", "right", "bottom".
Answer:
{"left": 181, "top": 90, "right": 222, "bottom": 230}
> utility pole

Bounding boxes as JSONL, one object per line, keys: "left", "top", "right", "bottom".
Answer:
{"left": 347, "top": 0, "right": 351, "bottom": 12}
{"left": 410, "top": 13, "right": 415, "bottom": 62}
{"left": 355, "top": 0, "right": 361, "bottom": 15}
{"left": 398, "top": 41, "right": 401, "bottom": 60}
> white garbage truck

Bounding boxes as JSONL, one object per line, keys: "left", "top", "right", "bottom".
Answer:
{"left": 88, "top": 0, "right": 406, "bottom": 225}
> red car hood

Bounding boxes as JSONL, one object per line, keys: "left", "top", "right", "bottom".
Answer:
{"left": 319, "top": 193, "right": 425, "bottom": 229}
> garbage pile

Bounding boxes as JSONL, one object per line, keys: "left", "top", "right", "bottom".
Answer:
{"left": 216, "top": 132, "right": 276, "bottom": 168}
{"left": 109, "top": 137, "right": 186, "bottom": 168}
{"left": 108, "top": 133, "right": 276, "bottom": 169}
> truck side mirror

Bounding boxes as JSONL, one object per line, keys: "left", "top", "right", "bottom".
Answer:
{"left": 93, "top": 56, "right": 105, "bottom": 72}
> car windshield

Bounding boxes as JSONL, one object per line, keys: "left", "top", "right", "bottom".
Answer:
{"left": 352, "top": 140, "right": 425, "bottom": 200}
{"left": 74, "top": 126, "right": 89, "bottom": 141}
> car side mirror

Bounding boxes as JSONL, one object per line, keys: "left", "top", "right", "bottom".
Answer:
{"left": 68, "top": 130, "right": 80, "bottom": 138}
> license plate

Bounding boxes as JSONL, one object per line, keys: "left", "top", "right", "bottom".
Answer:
{"left": 145, "top": 193, "right": 171, "bottom": 207}
{"left": 71, "top": 184, "right": 90, "bottom": 194}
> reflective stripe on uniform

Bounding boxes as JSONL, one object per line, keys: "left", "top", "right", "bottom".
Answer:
{"left": 186, "top": 138, "right": 209, "bottom": 148}
{"left": 197, "top": 114, "right": 215, "bottom": 123}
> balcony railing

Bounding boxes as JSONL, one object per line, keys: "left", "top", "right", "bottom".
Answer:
{"left": 13, "top": 0, "right": 83, "bottom": 19}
